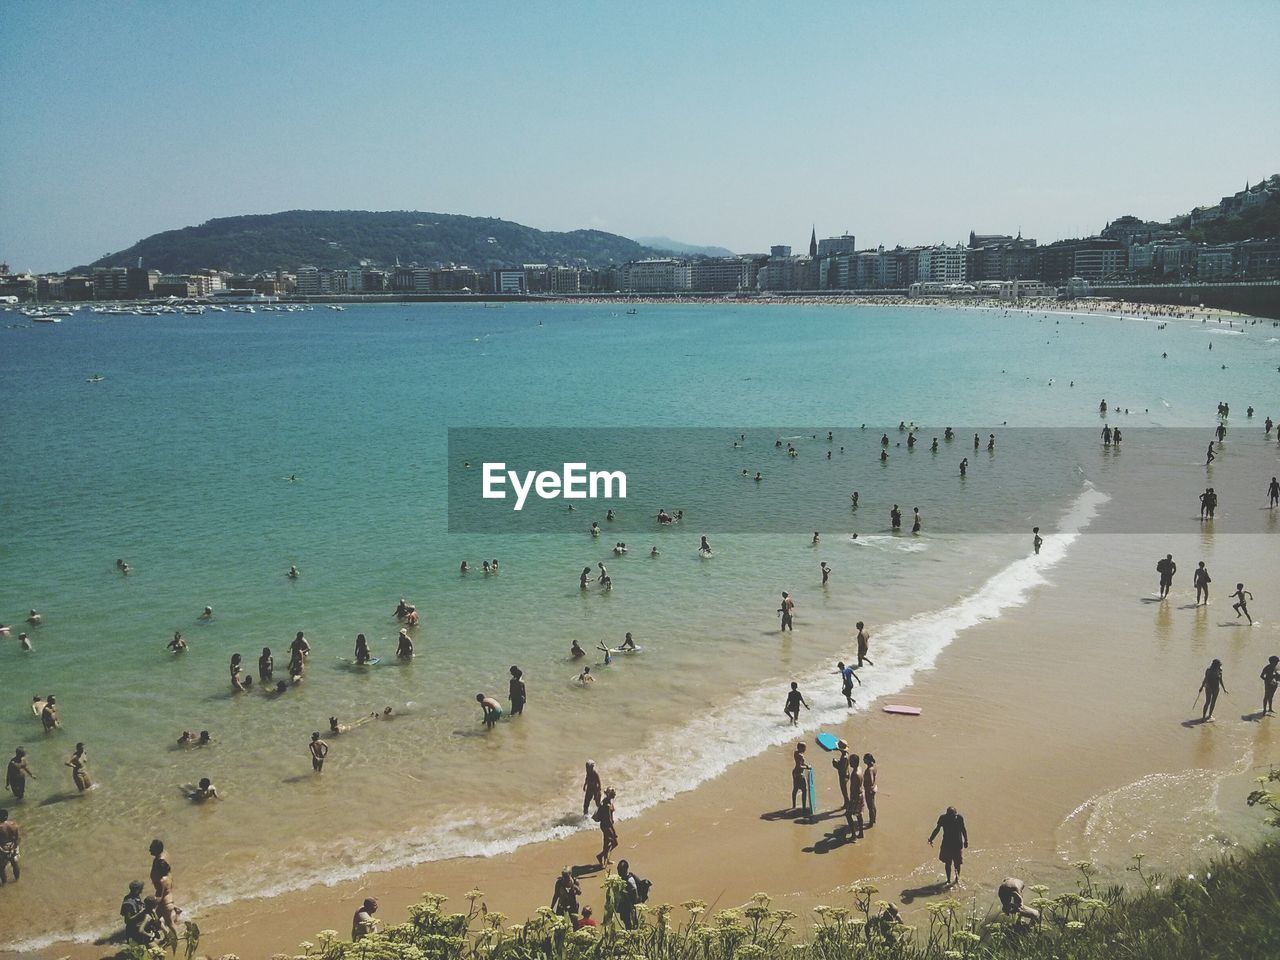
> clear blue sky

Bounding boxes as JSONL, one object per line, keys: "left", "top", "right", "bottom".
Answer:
{"left": 2, "top": 0, "right": 1277, "bottom": 271}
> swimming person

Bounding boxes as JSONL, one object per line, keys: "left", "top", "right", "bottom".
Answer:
{"left": 927, "top": 806, "right": 969, "bottom": 885}
{"left": 856, "top": 621, "right": 873, "bottom": 667}
{"left": 790, "top": 742, "right": 810, "bottom": 810}
{"left": 189, "top": 778, "right": 219, "bottom": 801}
{"left": 476, "top": 693, "right": 504, "bottom": 729}
{"left": 784, "top": 681, "right": 809, "bottom": 725}
{"left": 1230, "top": 583, "right": 1254, "bottom": 623}
{"left": 812, "top": 531, "right": 820, "bottom": 544}
{"left": 287, "top": 565, "right": 300, "bottom": 579}
{"left": 837, "top": 661, "right": 860, "bottom": 707}
{"left": 778, "top": 591, "right": 795, "bottom": 631}
{"left": 582, "top": 760, "right": 602, "bottom": 815}
{"left": 699, "top": 535, "right": 712, "bottom": 555}
{"left": 309, "top": 732, "right": 329, "bottom": 773}
{"left": 1194, "top": 562, "right": 1211, "bottom": 606}
{"left": 509, "top": 666, "right": 526, "bottom": 715}
{"left": 570, "top": 639, "right": 586, "bottom": 659}
{"left": 620, "top": 632, "right": 637, "bottom": 651}
{"left": 1199, "top": 659, "right": 1227, "bottom": 721}
{"left": 1156, "top": 554, "right": 1177, "bottom": 599}
{"left": 394, "top": 598, "right": 410, "bottom": 619}
{"left": 1032, "top": 527, "right": 1043, "bottom": 555}
{"left": 26, "top": 609, "right": 42, "bottom": 625}
{"left": 66, "top": 742, "right": 92, "bottom": 792}
{"left": 1260, "top": 656, "right": 1278, "bottom": 716}
{"left": 167, "top": 632, "right": 187, "bottom": 654}
{"left": 577, "top": 666, "right": 594, "bottom": 684}
{"left": 198, "top": 606, "right": 212, "bottom": 621}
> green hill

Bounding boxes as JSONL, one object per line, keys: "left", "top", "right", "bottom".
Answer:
{"left": 83, "top": 210, "right": 668, "bottom": 274}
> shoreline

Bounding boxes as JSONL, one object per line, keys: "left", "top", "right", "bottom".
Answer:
{"left": 18, "top": 488, "right": 1278, "bottom": 959}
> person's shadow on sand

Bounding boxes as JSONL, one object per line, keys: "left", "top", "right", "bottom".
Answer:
{"left": 1241, "top": 711, "right": 1267, "bottom": 722}
{"left": 803, "top": 825, "right": 859, "bottom": 855}
{"left": 1180, "top": 717, "right": 1213, "bottom": 728}
{"left": 900, "top": 881, "right": 951, "bottom": 903}
{"left": 570, "top": 864, "right": 603, "bottom": 878}
{"left": 760, "top": 807, "right": 806, "bottom": 822}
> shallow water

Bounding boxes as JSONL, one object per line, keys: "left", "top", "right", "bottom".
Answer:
{"left": 0, "top": 301, "right": 1276, "bottom": 947}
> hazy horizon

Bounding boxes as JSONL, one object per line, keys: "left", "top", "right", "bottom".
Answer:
{"left": 2, "top": 0, "right": 1278, "bottom": 273}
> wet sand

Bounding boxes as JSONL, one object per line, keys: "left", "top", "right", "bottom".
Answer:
{"left": 29, "top": 489, "right": 1278, "bottom": 959}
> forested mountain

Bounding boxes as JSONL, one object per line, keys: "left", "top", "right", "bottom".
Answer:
{"left": 84, "top": 210, "right": 668, "bottom": 273}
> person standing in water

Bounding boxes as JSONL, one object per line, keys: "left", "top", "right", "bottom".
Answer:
{"left": 779, "top": 591, "right": 795, "bottom": 631}
{"left": 856, "top": 621, "right": 873, "bottom": 667}
{"left": 837, "top": 660, "right": 861, "bottom": 707}
{"left": 1193, "top": 562, "right": 1212, "bottom": 606}
{"left": 699, "top": 535, "right": 712, "bottom": 555}
{"left": 959, "top": 457, "right": 968, "bottom": 477}
{"left": 784, "top": 681, "right": 809, "bottom": 725}
{"left": 927, "top": 806, "right": 969, "bottom": 886}
{"left": 1231, "top": 583, "right": 1254, "bottom": 623}
{"left": 820, "top": 562, "right": 831, "bottom": 586}
{"left": 1199, "top": 659, "right": 1227, "bottom": 721}
{"left": 911, "top": 507, "right": 922, "bottom": 534}
{"left": 0, "top": 810, "right": 19, "bottom": 883}
{"left": 1269, "top": 476, "right": 1280, "bottom": 508}
{"left": 258, "top": 647, "right": 274, "bottom": 682}
{"left": 1206, "top": 442, "right": 1215, "bottom": 466}
{"left": 790, "top": 742, "right": 811, "bottom": 810}
{"left": 476, "top": 694, "right": 504, "bottom": 729}
{"left": 890, "top": 505, "right": 902, "bottom": 530}
{"left": 508, "top": 666, "right": 526, "bottom": 716}
{"left": 1032, "top": 527, "right": 1043, "bottom": 555}
{"left": 1156, "top": 554, "right": 1177, "bottom": 599}
{"left": 1260, "top": 656, "right": 1279, "bottom": 716}
{"left": 66, "top": 742, "right": 92, "bottom": 792}
{"left": 582, "top": 761, "right": 602, "bottom": 816}
{"left": 396, "top": 628, "right": 413, "bottom": 659}
{"left": 354, "top": 634, "right": 371, "bottom": 665}
{"left": 309, "top": 732, "right": 329, "bottom": 773}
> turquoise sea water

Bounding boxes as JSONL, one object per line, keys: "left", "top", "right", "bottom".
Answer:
{"left": 0, "top": 301, "right": 1277, "bottom": 948}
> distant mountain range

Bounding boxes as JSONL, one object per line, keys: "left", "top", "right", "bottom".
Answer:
{"left": 634, "top": 236, "right": 735, "bottom": 257}
{"left": 81, "top": 210, "right": 674, "bottom": 275}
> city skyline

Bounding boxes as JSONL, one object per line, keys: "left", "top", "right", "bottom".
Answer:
{"left": 2, "top": 0, "right": 1278, "bottom": 272}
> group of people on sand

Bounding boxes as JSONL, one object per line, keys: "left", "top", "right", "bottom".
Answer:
{"left": 1155, "top": 553, "right": 1256, "bottom": 623}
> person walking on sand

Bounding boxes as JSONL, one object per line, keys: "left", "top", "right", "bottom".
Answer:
{"left": 862, "top": 753, "right": 878, "bottom": 827}
{"left": 582, "top": 760, "right": 602, "bottom": 816}
{"left": 309, "top": 732, "right": 329, "bottom": 773}
{"left": 1231, "top": 583, "right": 1255, "bottom": 623}
{"left": 66, "top": 742, "right": 92, "bottom": 792}
{"left": 928, "top": 806, "right": 968, "bottom": 886}
{"left": 855, "top": 621, "right": 874, "bottom": 668}
{"left": 784, "top": 681, "right": 809, "bottom": 725}
{"left": 778, "top": 591, "right": 795, "bottom": 631}
{"left": 1193, "top": 562, "right": 1211, "bottom": 606}
{"left": 1260, "top": 656, "right": 1278, "bottom": 716}
{"left": 1156, "top": 553, "right": 1176, "bottom": 599}
{"left": 1199, "top": 659, "right": 1227, "bottom": 721}
{"left": 594, "top": 787, "right": 618, "bottom": 865}
{"left": 790, "top": 742, "right": 811, "bottom": 810}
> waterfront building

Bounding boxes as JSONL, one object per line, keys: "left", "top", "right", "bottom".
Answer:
{"left": 689, "top": 256, "right": 753, "bottom": 292}
{"left": 622, "top": 258, "right": 691, "bottom": 293}
{"left": 816, "top": 234, "right": 857, "bottom": 257}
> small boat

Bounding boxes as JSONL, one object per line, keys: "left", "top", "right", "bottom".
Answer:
{"left": 86, "top": 375, "right": 105, "bottom": 383}
{"left": 625, "top": 308, "right": 637, "bottom": 315}
{"left": 29, "top": 312, "right": 62, "bottom": 323}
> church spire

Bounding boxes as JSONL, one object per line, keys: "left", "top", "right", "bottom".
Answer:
{"left": 809, "top": 225, "right": 817, "bottom": 258}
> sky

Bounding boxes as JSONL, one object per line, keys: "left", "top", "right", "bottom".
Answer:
{"left": 2, "top": 0, "right": 1278, "bottom": 272}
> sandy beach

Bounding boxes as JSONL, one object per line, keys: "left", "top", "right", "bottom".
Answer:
{"left": 27, "top": 485, "right": 1277, "bottom": 960}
